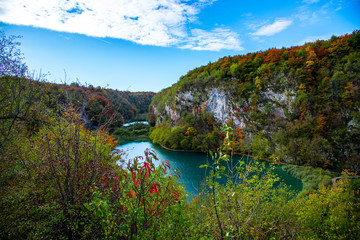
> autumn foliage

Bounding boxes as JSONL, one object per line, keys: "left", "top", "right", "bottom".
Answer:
{"left": 150, "top": 30, "right": 360, "bottom": 172}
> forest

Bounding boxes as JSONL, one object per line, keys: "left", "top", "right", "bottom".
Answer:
{"left": 44, "top": 80, "right": 154, "bottom": 132}
{"left": 149, "top": 30, "right": 360, "bottom": 173}
{"left": 1, "top": 30, "right": 359, "bottom": 239}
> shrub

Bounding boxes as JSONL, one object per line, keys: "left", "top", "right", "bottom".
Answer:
{"left": 296, "top": 180, "right": 360, "bottom": 239}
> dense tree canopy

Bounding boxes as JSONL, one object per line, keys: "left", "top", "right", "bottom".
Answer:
{"left": 46, "top": 82, "right": 155, "bottom": 131}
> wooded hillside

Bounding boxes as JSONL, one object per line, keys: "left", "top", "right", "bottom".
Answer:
{"left": 45, "top": 82, "right": 154, "bottom": 131}
{"left": 150, "top": 30, "right": 360, "bottom": 172}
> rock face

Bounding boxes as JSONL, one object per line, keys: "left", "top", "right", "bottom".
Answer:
{"left": 153, "top": 88, "right": 235, "bottom": 126}
{"left": 152, "top": 86, "right": 293, "bottom": 129}
{"left": 205, "top": 88, "right": 231, "bottom": 124}
{"left": 262, "top": 89, "right": 296, "bottom": 118}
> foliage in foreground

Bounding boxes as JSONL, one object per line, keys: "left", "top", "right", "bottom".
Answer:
{"left": 0, "top": 86, "right": 183, "bottom": 239}
{"left": 186, "top": 168, "right": 359, "bottom": 240}
{"left": 83, "top": 148, "right": 186, "bottom": 239}
{"left": 183, "top": 126, "right": 359, "bottom": 239}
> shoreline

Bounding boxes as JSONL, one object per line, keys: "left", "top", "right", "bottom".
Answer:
{"left": 157, "top": 143, "right": 203, "bottom": 153}
{"left": 157, "top": 142, "right": 283, "bottom": 164}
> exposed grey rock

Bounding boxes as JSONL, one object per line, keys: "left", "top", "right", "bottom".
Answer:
{"left": 205, "top": 88, "right": 230, "bottom": 125}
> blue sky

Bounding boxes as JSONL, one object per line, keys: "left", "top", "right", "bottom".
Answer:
{"left": 0, "top": 0, "right": 359, "bottom": 92}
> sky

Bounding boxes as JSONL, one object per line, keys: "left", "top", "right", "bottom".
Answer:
{"left": 0, "top": 0, "right": 359, "bottom": 92}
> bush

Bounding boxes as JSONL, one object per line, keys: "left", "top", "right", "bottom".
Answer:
{"left": 0, "top": 107, "right": 120, "bottom": 239}
{"left": 84, "top": 148, "right": 187, "bottom": 239}
{"left": 295, "top": 180, "right": 360, "bottom": 240}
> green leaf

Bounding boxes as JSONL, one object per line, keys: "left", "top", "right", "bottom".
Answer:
{"left": 219, "top": 166, "right": 226, "bottom": 171}
{"left": 199, "top": 164, "right": 208, "bottom": 168}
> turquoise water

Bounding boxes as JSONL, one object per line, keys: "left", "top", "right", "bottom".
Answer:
{"left": 123, "top": 121, "right": 149, "bottom": 127}
{"left": 117, "top": 141, "right": 302, "bottom": 197}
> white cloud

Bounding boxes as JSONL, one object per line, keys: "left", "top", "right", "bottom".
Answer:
{"left": 180, "top": 28, "right": 243, "bottom": 51}
{"left": 251, "top": 19, "right": 293, "bottom": 36}
{"left": 298, "top": 34, "right": 333, "bottom": 45}
{"left": 0, "top": 0, "right": 241, "bottom": 51}
{"left": 295, "top": 0, "right": 343, "bottom": 25}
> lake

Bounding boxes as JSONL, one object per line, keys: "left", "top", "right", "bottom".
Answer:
{"left": 123, "top": 121, "right": 149, "bottom": 127}
{"left": 117, "top": 141, "right": 303, "bottom": 197}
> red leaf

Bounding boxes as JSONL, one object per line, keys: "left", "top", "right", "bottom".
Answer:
{"left": 153, "top": 182, "right": 159, "bottom": 194}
